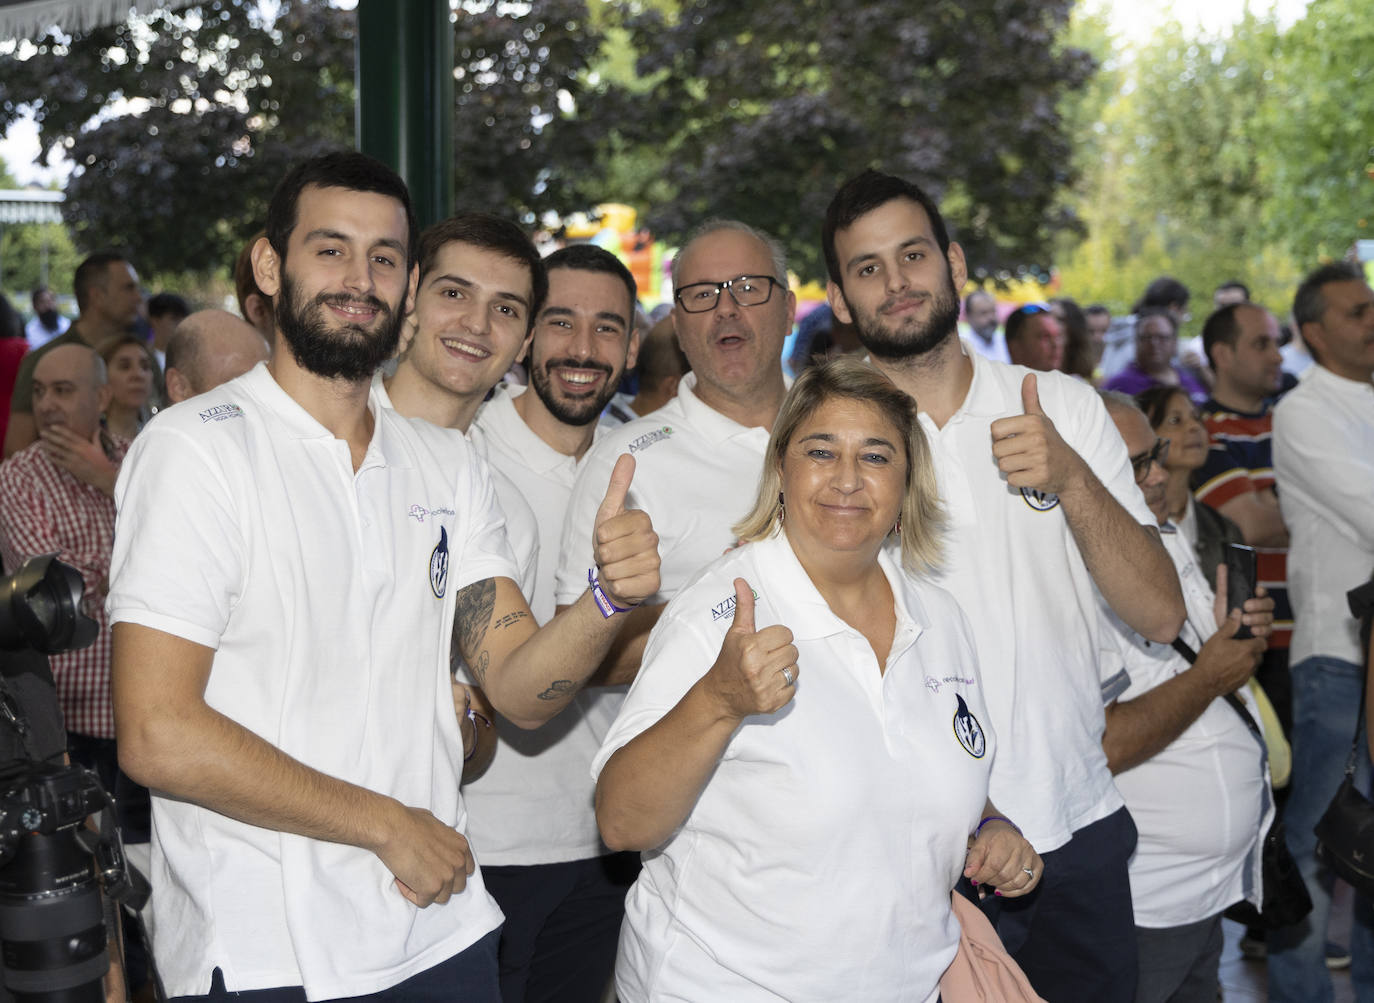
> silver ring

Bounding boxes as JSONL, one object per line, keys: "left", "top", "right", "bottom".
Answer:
{"left": 1022, "top": 867, "right": 1035, "bottom": 878}
{"left": 780, "top": 666, "right": 795, "bottom": 687}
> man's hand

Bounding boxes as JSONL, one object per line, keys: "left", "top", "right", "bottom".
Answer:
{"left": 702, "top": 578, "right": 799, "bottom": 721}
{"left": 1196, "top": 611, "right": 1265, "bottom": 698}
{"left": 373, "top": 801, "right": 476, "bottom": 907}
{"left": 592, "top": 454, "right": 660, "bottom": 609}
{"left": 989, "top": 374, "right": 1090, "bottom": 496}
{"left": 40, "top": 425, "right": 118, "bottom": 495}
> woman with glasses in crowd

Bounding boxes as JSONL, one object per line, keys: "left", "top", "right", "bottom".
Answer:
{"left": 593, "top": 357, "right": 1041, "bottom": 1003}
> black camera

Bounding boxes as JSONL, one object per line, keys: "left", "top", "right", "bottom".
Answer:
{"left": 0, "top": 555, "right": 125, "bottom": 1001}
{"left": 0, "top": 761, "right": 118, "bottom": 1002}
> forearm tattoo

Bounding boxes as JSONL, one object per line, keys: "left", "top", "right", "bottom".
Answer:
{"left": 453, "top": 578, "right": 496, "bottom": 685}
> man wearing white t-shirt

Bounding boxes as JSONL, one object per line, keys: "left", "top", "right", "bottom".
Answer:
{"left": 108, "top": 152, "right": 660, "bottom": 1001}
{"left": 1269, "top": 261, "right": 1374, "bottom": 1002}
{"left": 822, "top": 170, "right": 1185, "bottom": 1002}
{"left": 379, "top": 212, "right": 548, "bottom": 778}
{"left": 1098, "top": 392, "right": 1271, "bottom": 1003}
{"left": 469, "top": 244, "right": 641, "bottom": 1003}
{"left": 556, "top": 220, "right": 793, "bottom": 684}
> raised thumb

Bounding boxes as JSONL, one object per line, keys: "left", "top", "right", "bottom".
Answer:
{"left": 731, "top": 577, "right": 756, "bottom": 633}
{"left": 1021, "top": 372, "right": 1044, "bottom": 416}
{"left": 595, "top": 453, "right": 635, "bottom": 525}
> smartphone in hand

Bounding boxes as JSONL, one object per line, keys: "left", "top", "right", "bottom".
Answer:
{"left": 1226, "top": 543, "right": 1258, "bottom": 640}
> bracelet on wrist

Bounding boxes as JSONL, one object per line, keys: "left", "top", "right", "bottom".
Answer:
{"left": 588, "top": 566, "right": 637, "bottom": 618}
{"left": 974, "top": 814, "right": 1021, "bottom": 838}
{"left": 462, "top": 707, "right": 492, "bottom": 763}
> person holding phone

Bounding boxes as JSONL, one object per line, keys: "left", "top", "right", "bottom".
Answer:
{"left": 593, "top": 358, "right": 1040, "bottom": 1003}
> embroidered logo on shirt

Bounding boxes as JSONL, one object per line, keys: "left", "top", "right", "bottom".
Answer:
{"left": 953, "top": 694, "right": 987, "bottom": 758}
{"left": 429, "top": 526, "right": 450, "bottom": 598}
{"left": 710, "top": 587, "right": 759, "bottom": 621}
{"left": 925, "top": 674, "right": 977, "bottom": 694}
{"left": 628, "top": 426, "right": 674, "bottom": 454}
{"left": 198, "top": 403, "right": 244, "bottom": 423}
{"left": 409, "top": 504, "right": 457, "bottom": 524}
{"left": 1020, "top": 487, "right": 1060, "bottom": 512}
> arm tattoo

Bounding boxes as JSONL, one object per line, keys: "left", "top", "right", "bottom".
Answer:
{"left": 492, "top": 610, "right": 530, "bottom": 631}
{"left": 537, "top": 679, "right": 578, "bottom": 701}
{"left": 453, "top": 579, "right": 496, "bottom": 685}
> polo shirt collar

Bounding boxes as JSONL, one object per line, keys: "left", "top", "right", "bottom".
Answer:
{"left": 483, "top": 385, "right": 585, "bottom": 477}
{"left": 1310, "top": 363, "right": 1374, "bottom": 398}
{"left": 751, "top": 531, "right": 926, "bottom": 649}
{"left": 242, "top": 363, "right": 406, "bottom": 468}
{"left": 676, "top": 372, "right": 771, "bottom": 445}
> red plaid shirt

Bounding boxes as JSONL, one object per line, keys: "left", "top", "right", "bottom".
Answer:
{"left": 0, "top": 437, "right": 126, "bottom": 738}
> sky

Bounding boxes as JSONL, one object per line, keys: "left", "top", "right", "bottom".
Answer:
{"left": 0, "top": 0, "right": 1315, "bottom": 189}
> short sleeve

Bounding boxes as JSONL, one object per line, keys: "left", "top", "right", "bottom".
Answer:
{"left": 445, "top": 444, "right": 520, "bottom": 597}
{"left": 107, "top": 425, "right": 246, "bottom": 650}
{"left": 590, "top": 602, "right": 718, "bottom": 780}
{"left": 1057, "top": 378, "right": 1156, "bottom": 527}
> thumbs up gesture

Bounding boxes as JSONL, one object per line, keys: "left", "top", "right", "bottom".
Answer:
{"left": 988, "top": 373, "right": 1088, "bottom": 496}
{"left": 703, "top": 578, "right": 800, "bottom": 720}
{"left": 591, "top": 453, "right": 661, "bottom": 609}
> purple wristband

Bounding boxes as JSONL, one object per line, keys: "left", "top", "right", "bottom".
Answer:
{"left": 974, "top": 814, "right": 1022, "bottom": 838}
{"left": 589, "top": 567, "right": 636, "bottom": 618}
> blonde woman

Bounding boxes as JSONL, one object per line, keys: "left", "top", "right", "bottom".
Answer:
{"left": 594, "top": 356, "right": 1040, "bottom": 1002}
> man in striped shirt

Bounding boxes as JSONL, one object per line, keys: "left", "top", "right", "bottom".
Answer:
{"left": 0, "top": 342, "right": 125, "bottom": 789}
{"left": 1194, "top": 302, "right": 1292, "bottom": 734}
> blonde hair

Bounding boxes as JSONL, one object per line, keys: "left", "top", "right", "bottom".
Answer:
{"left": 733, "top": 356, "right": 944, "bottom": 572}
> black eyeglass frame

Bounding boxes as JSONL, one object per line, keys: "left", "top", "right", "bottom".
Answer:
{"left": 1130, "top": 437, "right": 1171, "bottom": 483}
{"left": 673, "top": 274, "right": 782, "bottom": 314}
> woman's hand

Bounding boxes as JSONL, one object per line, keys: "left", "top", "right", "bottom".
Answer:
{"left": 964, "top": 817, "right": 1043, "bottom": 899}
{"left": 702, "top": 578, "right": 799, "bottom": 721}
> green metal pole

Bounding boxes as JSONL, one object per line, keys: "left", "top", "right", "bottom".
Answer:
{"left": 356, "top": 0, "right": 454, "bottom": 229}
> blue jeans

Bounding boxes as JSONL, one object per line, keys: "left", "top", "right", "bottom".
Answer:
{"left": 1268, "top": 656, "right": 1374, "bottom": 1001}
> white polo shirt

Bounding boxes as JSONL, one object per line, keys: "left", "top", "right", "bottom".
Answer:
{"left": 555, "top": 373, "right": 771, "bottom": 608}
{"left": 920, "top": 353, "right": 1153, "bottom": 852}
{"left": 461, "top": 384, "right": 621, "bottom": 865}
{"left": 371, "top": 373, "right": 538, "bottom": 599}
{"left": 592, "top": 531, "right": 993, "bottom": 1003}
{"left": 1100, "top": 526, "right": 1269, "bottom": 928}
{"left": 1273, "top": 364, "right": 1374, "bottom": 666}
{"left": 108, "top": 363, "right": 511, "bottom": 1000}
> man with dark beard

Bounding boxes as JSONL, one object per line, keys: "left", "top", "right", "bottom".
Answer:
{"left": 821, "top": 170, "right": 1185, "bottom": 1003}
{"left": 107, "top": 152, "right": 661, "bottom": 1001}
{"left": 464, "top": 244, "right": 641, "bottom": 1003}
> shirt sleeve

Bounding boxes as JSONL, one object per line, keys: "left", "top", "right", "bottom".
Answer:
{"left": 1055, "top": 376, "right": 1156, "bottom": 527}
{"left": 445, "top": 443, "right": 520, "bottom": 597}
{"left": 1273, "top": 392, "right": 1374, "bottom": 546}
{"left": 107, "top": 424, "right": 247, "bottom": 650}
{"left": 590, "top": 600, "right": 718, "bottom": 780}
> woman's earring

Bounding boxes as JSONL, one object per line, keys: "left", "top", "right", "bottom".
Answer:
{"left": 893, "top": 515, "right": 902, "bottom": 536}
{"left": 778, "top": 491, "right": 785, "bottom": 525}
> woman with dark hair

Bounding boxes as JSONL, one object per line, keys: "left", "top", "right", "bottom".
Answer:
{"left": 97, "top": 333, "right": 156, "bottom": 440}
{"left": 1051, "top": 297, "right": 1096, "bottom": 383}
{"left": 1136, "top": 385, "right": 1242, "bottom": 591}
{"left": 0, "top": 294, "right": 30, "bottom": 448}
{"left": 594, "top": 356, "right": 1041, "bottom": 1002}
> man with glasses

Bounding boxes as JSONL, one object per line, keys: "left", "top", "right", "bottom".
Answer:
{"left": 556, "top": 219, "right": 793, "bottom": 689}
{"left": 1098, "top": 390, "right": 1273, "bottom": 1003}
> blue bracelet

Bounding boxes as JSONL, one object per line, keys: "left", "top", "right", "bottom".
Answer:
{"left": 975, "top": 814, "right": 1022, "bottom": 838}
{"left": 589, "top": 567, "right": 636, "bottom": 618}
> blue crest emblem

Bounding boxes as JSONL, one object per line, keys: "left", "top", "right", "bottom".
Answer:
{"left": 1020, "top": 487, "right": 1060, "bottom": 511}
{"left": 953, "top": 694, "right": 987, "bottom": 759}
{"left": 429, "top": 526, "right": 449, "bottom": 598}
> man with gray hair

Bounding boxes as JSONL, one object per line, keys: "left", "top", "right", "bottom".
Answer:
{"left": 0, "top": 343, "right": 126, "bottom": 788}
{"left": 163, "top": 309, "right": 270, "bottom": 404}
{"left": 556, "top": 218, "right": 794, "bottom": 686}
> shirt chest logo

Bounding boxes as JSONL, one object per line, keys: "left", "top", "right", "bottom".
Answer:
{"left": 429, "top": 526, "right": 449, "bottom": 598}
{"left": 710, "top": 587, "right": 759, "bottom": 621}
{"left": 198, "top": 402, "right": 243, "bottom": 423}
{"left": 1020, "top": 487, "right": 1060, "bottom": 512}
{"left": 628, "top": 426, "right": 674, "bottom": 454}
{"left": 953, "top": 694, "right": 987, "bottom": 759}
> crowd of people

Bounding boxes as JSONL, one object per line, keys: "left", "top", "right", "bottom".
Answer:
{"left": 0, "top": 148, "right": 1371, "bottom": 1003}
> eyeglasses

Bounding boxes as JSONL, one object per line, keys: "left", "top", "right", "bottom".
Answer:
{"left": 674, "top": 275, "right": 781, "bottom": 313}
{"left": 1129, "top": 437, "right": 1170, "bottom": 483}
